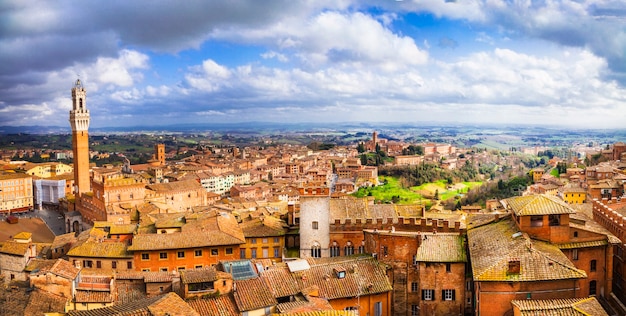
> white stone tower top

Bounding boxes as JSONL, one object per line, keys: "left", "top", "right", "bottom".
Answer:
{"left": 69, "top": 79, "right": 90, "bottom": 132}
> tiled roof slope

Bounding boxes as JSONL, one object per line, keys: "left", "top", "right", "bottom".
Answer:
{"left": 511, "top": 297, "right": 609, "bottom": 316}
{"left": 23, "top": 289, "right": 67, "bottom": 316}
{"left": 129, "top": 213, "right": 245, "bottom": 251}
{"left": 415, "top": 233, "right": 466, "bottom": 262}
{"left": 261, "top": 268, "right": 301, "bottom": 298}
{"left": 275, "top": 296, "right": 334, "bottom": 313}
{"left": 66, "top": 292, "right": 196, "bottom": 316}
{"left": 504, "top": 194, "right": 576, "bottom": 216}
{"left": 181, "top": 267, "right": 231, "bottom": 284}
{"left": 31, "top": 258, "right": 80, "bottom": 280}
{"left": 272, "top": 311, "right": 357, "bottom": 316}
{"left": 240, "top": 216, "right": 287, "bottom": 238}
{"left": 329, "top": 198, "right": 397, "bottom": 222}
{"left": 233, "top": 277, "right": 278, "bottom": 312}
{"left": 468, "top": 216, "right": 586, "bottom": 281}
{"left": 187, "top": 294, "right": 240, "bottom": 316}
{"left": 67, "top": 240, "right": 131, "bottom": 258}
{"left": 146, "top": 179, "right": 203, "bottom": 193}
{"left": 0, "top": 240, "right": 31, "bottom": 256}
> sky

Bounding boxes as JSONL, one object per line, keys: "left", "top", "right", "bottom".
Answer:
{"left": 2, "top": 0, "right": 626, "bottom": 129}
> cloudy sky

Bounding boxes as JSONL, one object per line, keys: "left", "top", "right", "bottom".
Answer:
{"left": 2, "top": 0, "right": 626, "bottom": 129}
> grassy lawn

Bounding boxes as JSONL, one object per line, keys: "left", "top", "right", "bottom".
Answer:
{"left": 353, "top": 176, "right": 482, "bottom": 205}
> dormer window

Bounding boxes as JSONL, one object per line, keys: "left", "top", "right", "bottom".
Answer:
{"left": 334, "top": 267, "right": 346, "bottom": 279}
{"left": 507, "top": 259, "right": 521, "bottom": 274}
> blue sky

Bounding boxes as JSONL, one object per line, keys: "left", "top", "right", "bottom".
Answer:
{"left": 2, "top": 0, "right": 626, "bottom": 129}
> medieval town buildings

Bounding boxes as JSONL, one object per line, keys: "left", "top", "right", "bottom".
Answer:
{"left": 2, "top": 81, "right": 626, "bottom": 315}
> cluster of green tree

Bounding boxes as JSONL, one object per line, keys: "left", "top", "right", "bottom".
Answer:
{"left": 307, "top": 141, "right": 336, "bottom": 151}
{"left": 585, "top": 152, "right": 608, "bottom": 166}
{"left": 380, "top": 160, "right": 480, "bottom": 187}
{"left": 441, "top": 174, "right": 530, "bottom": 210}
{"left": 401, "top": 145, "right": 424, "bottom": 155}
{"left": 359, "top": 143, "right": 394, "bottom": 166}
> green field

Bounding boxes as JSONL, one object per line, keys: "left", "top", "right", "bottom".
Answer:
{"left": 353, "top": 176, "right": 482, "bottom": 204}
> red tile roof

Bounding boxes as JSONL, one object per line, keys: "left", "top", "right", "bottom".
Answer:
{"left": 233, "top": 277, "right": 277, "bottom": 312}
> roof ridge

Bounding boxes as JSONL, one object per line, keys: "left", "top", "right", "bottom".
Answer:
{"left": 527, "top": 240, "right": 587, "bottom": 278}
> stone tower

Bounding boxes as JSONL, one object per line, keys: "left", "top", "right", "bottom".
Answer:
{"left": 69, "top": 79, "right": 91, "bottom": 194}
{"left": 155, "top": 143, "right": 165, "bottom": 165}
{"left": 298, "top": 185, "right": 330, "bottom": 258}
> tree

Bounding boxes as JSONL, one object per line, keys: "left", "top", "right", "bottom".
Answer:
{"left": 357, "top": 142, "right": 366, "bottom": 153}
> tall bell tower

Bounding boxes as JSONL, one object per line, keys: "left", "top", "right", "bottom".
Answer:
{"left": 69, "top": 79, "right": 91, "bottom": 194}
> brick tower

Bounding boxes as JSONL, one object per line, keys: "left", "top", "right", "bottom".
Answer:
{"left": 69, "top": 79, "right": 91, "bottom": 194}
{"left": 155, "top": 143, "right": 165, "bottom": 165}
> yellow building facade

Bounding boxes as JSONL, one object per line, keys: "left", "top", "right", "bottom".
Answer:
{"left": 0, "top": 173, "right": 34, "bottom": 213}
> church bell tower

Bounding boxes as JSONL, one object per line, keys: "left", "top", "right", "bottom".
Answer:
{"left": 69, "top": 79, "right": 91, "bottom": 194}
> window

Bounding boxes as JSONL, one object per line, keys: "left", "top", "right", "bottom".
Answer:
{"left": 411, "top": 305, "right": 419, "bottom": 316}
{"left": 160, "top": 267, "right": 168, "bottom": 272}
{"left": 274, "top": 237, "right": 280, "bottom": 243}
{"left": 589, "top": 280, "right": 597, "bottom": 295}
{"left": 574, "top": 231, "right": 578, "bottom": 238}
{"left": 226, "top": 248, "right": 233, "bottom": 255}
{"left": 195, "top": 265, "right": 203, "bottom": 269}
{"left": 446, "top": 263, "right": 451, "bottom": 272}
{"left": 251, "top": 248, "right": 257, "bottom": 258}
{"left": 195, "top": 250, "right": 202, "bottom": 257}
{"left": 177, "top": 251, "right": 185, "bottom": 258}
{"left": 411, "top": 282, "right": 418, "bottom": 292}
{"left": 240, "top": 249, "right": 246, "bottom": 259}
{"left": 112, "top": 261, "right": 117, "bottom": 269}
{"left": 312, "top": 221, "right": 319, "bottom": 230}
{"left": 374, "top": 301, "right": 382, "bottom": 316}
{"left": 443, "top": 289, "right": 456, "bottom": 301}
{"left": 211, "top": 249, "right": 218, "bottom": 256}
{"left": 358, "top": 245, "right": 365, "bottom": 254}
{"left": 96, "top": 261, "right": 101, "bottom": 269}
{"left": 383, "top": 246, "right": 388, "bottom": 256}
{"left": 262, "top": 238, "right": 268, "bottom": 244}
{"left": 160, "top": 252, "right": 168, "bottom": 259}
{"left": 530, "top": 215, "right": 543, "bottom": 227}
{"left": 573, "top": 249, "right": 578, "bottom": 260}
{"left": 330, "top": 245, "right": 340, "bottom": 257}
{"left": 590, "top": 260, "right": 597, "bottom": 272}
{"left": 84, "top": 260, "right": 93, "bottom": 268}
{"left": 422, "top": 289, "right": 434, "bottom": 301}
{"left": 141, "top": 253, "right": 150, "bottom": 260}
{"left": 142, "top": 268, "right": 151, "bottom": 272}
{"left": 345, "top": 243, "right": 354, "bottom": 256}
{"left": 251, "top": 238, "right": 257, "bottom": 244}
{"left": 177, "top": 267, "right": 185, "bottom": 271}
{"left": 274, "top": 247, "right": 280, "bottom": 258}
{"left": 127, "top": 261, "right": 132, "bottom": 269}
{"left": 311, "top": 245, "right": 321, "bottom": 258}
{"left": 549, "top": 214, "right": 560, "bottom": 226}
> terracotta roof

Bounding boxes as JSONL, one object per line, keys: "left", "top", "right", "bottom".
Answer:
{"left": 181, "top": 267, "right": 231, "bottom": 284}
{"left": 511, "top": 297, "right": 608, "bottom": 316}
{"left": 556, "top": 240, "right": 608, "bottom": 249}
{"left": 187, "top": 295, "right": 240, "bottom": 316}
{"left": 468, "top": 216, "right": 587, "bottom": 282}
{"left": 51, "top": 232, "right": 77, "bottom": 249}
{"left": 414, "top": 233, "right": 466, "bottom": 262}
{"left": 261, "top": 268, "right": 301, "bottom": 298}
{"left": 31, "top": 258, "right": 80, "bottom": 280}
{"left": 74, "top": 290, "right": 113, "bottom": 303}
{"left": 0, "top": 240, "right": 32, "bottom": 256}
{"left": 67, "top": 240, "right": 131, "bottom": 258}
{"left": 504, "top": 194, "right": 576, "bottom": 216}
{"left": 66, "top": 292, "right": 197, "bottom": 316}
{"left": 14, "top": 231, "right": 32, "bottom": 240}
{"left": 275, "top": 296, "right": 334, "bottom": 313}
{"left": 240, "top": 216, "right": 287, "bottom": 238}
{"left": 233, "top": 277, "right": 278, "bottom": 312}
{"left": 146, "top": 179, "right": 203, "bottom": 193}
{"left": 272, "top": 311, "right": 357, "bottom": 316}
{"left": 23, "top": 289, "right": 67, "bottom": 316}
{"left": 128, "top": 229, "right": 243, "bottom": 251}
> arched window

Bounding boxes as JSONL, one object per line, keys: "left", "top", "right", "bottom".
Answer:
{"left": 589, "top": 280, "right": 597, "bottom": 295}
{"left": 358, "top": 240, "right": 365, "bottom": 254}
{"left": 330, "top": 241, "right": 340, "bottom": 257}
{"left": 344, "top": 241, "right": 354, "bottom": 256}
{"left": 311, "top": 243, "right": 321, "bottom": 258}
